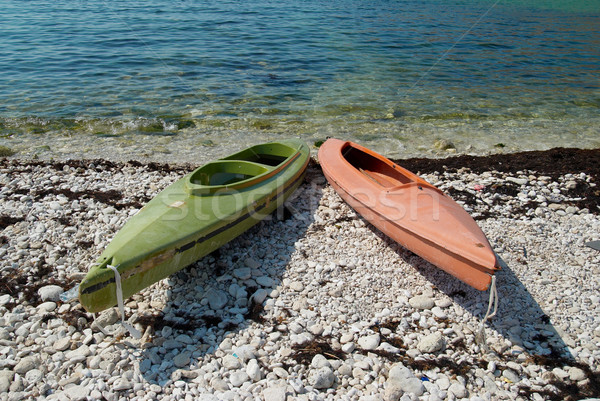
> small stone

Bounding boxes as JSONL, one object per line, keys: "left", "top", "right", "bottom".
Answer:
{"left": 54, "top": 337, "right": 71, "bottom": 352}
{"left": 66, "top": 345, "right": 91, "bottom": 363}
{"left": 173, "top": 351, "right": 191, "bottom": 368}
{"left": 262, "top": 386, "right": 287, "bottom": 401}
{"left": 38, "top": 285, "right": 64, "bottom": 302}
{"left": 378, "top": 342, "right": 401, "bottom": 354}
{"left": 229, "top": 371, "right": 249, "bottom": 387}
{"left": 63, "top": 384, "right": 89, "bottom": 401}
{"left": 38, "top": 301, "right": 57, "bottom": 312}
{"left": 205, "top": 288, "right": 228, "bottom": 310}
{"left": 233, "top": 268, "right": 251, "bottom": 280}
{"left": 384, "top": 382, "right": 404, "bottom": 401}
{"left": 352, "top": 367, "right": 367, "bottom": 379}
{"left": 273, "top": 367, "right": 288, "bottom": 379}
{"left": 449, "top": 382, "right": 468, "bottom": 398}
{"left": 113, "top": 378, "right": 133, "bottom": 391}
{"left": 358, "top": 333, "right": 381, "bottom": 350}
{"left": 388, "top": 363, "right": 424, "bottom": 396}
{"left": 232, "top": 345, "right": 255, "bottom": 362}
{"left": 502, "top": 369, "right": 520, "bottom": 383}
{"left": 309, "top": 366, "right": 335, "bottom": 389}
{"left": 25, "top": 369, "right": 43, "bottom": 383}
{"left": 340, "top": 333, "right": 354, "bottom": 344}
{"left": 342, "top": 342, "right": 355, "bottom": 353}
{"left": 0, "top": 295, "right": 12, "bottom": 306}
{"left": 256, "top": 276, "right": 275, "bottom": 287}
{"left": 251, "top": 289, "right": 268, "bottom": 304}
{"left": 14, "top": 356, "right": 39, "bottom": 375}
{"left": 311, "top": 354, "right": 331, "bottom": 369}
{"left": 0, "top": 371, "right": 12, "bottom": 393}
{"left": 309, "top": 324, "right": 324, "bottom": 336}
{"left": 289, "top": 281, "right": 304, "bottom": 292}
{"left": 431, "top": 306, "right": 447, "bottom": 319}
{"left": 246, "top": 359, "right": 262, "bottom": 382}
{"left": 417, "top": 332, "right": 444, "bottom": 353}
{"left": 222, "top": 354, "right": 241, "bottom": 370}
{"left": 506, "top": 177, "right": 528, "bottom": 185}
{"left": 568, "top": 367, "right": 586, "bottom": 381}
{"left": 245, "top": 258, "right": 261, "bottom": 269}
{"left": 94, "top": 308, "right": 119, "bottom": 327}
{"left": 409, "top": 295, "right": 434, "bottom": 310}
{"left": 210, "top": 378, "right": 229, "bottom": 392}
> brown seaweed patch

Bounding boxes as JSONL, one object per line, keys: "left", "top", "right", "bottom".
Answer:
{"left": 290, "top": 336, "right": 346, "bottom": 366}
{"left": 57, "top": 216, "right": 73, "bottom": 226}
{"left": 0, "top": 215, "right": 25, "bottom": 230}
{"left": 30, "top": 187, "right": 145, "bottom": 210}
{"left": 61, "top": 306, "right": 93, "bottom": 329}
{"left": 245, "top": 298, "right": 266, "bottom": 324}
{"left": 0, "top": 263, "right": 75, "bottom": 310}
{"left": 136, "top": 311, "right": 224, "bottom": 332}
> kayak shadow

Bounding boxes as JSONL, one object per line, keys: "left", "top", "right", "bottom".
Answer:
{"left": 368, "top": 224, "right": 575, "bottom": 362}
{"left": 136, "top": 172, "right": 324, "bottom": 386}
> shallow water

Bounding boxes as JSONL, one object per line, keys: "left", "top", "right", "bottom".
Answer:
{"left": 1, "top": 0, "right": 599, "bottom": 160}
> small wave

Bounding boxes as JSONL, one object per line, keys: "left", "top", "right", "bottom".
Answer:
{"left": 0, "top": 116, "right": 196, "bottom": 137}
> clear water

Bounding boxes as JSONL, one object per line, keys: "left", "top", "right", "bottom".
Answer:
{"left": 1, "top": 0, "right": 599, "bottom": 160}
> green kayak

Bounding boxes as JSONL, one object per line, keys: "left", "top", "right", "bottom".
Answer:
{"left": 79, "top": 139, "right": 310, "bottom": 313}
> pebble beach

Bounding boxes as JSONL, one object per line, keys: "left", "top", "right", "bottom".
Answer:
{"left": 1, "top": 148, "right": 599, "bottom": 401}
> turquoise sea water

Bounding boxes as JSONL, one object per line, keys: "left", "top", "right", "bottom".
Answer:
{"left": 1, "top": 0, "right": 599, "bottom": 159}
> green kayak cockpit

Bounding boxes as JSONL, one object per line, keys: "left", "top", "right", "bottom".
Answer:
{"left": 185, "top": 142, "right": 300, "bottom": 195}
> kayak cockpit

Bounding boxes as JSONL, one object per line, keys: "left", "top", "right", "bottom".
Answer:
{"left": 342, "top": 143, "right": 413, "bottom": 188}
{"left": 185, "top": 142, "right": 300, "bottom": 195}
{"left": 222, "top": 142, "right": 299, "bottom": 166}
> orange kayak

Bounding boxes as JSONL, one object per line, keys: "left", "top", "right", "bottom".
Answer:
{"left": 318, "top": 138, "right": 500, "bottom": 290}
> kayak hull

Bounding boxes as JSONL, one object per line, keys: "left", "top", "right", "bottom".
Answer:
{"left": 80, "top": 140, "right": 309, "bottom": 313}
{"left": 318, "top": 138, "right": 499, "bottom": 290}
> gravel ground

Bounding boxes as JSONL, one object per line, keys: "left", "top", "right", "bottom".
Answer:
{"left": 0, "top": 149, "right": 599, "bottom": 401}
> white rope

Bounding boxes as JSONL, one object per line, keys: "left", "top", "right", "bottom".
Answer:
{"left": 476, "top": 275, "right": 498, "bottom": 350}
{"left": 106, "top": 264, "right": 141, "bottom": 339}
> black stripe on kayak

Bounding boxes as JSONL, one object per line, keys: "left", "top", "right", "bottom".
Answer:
{"left": 80, "top": 169, "right": 306, "bottom": 296}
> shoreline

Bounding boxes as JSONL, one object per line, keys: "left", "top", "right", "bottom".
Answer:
{"left": 1, "top": 147, "right": 599, "bottom": 400}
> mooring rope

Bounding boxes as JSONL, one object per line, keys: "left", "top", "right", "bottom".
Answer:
{"left": 476, "top": 275, "right": 498, "bottom": 351}
{"left": 106, "top": 264, "right": 141, "bottom": 339}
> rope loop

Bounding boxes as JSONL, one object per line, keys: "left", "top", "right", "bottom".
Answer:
{"left": 476, "top": 275, "right": 498, "bottom": 351}
{"left": 106, "top": 264, "right": 142, "bottom": 339}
